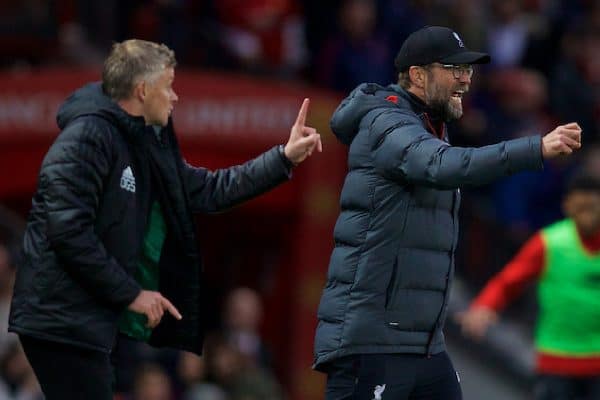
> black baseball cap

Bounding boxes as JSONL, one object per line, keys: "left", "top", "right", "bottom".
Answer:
{"left": 394, "top": 26, "right": 490, "bottom": 72}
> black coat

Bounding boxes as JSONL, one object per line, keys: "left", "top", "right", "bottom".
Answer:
{"left": 9, "top": 83, "right": 291, "bottom": 354}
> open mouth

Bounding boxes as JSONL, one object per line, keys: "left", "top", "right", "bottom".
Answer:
{"left": 451, "top": 90, "right": 464, "bottom": 99}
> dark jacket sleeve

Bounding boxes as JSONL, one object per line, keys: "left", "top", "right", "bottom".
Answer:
{"left": 371, "top": 110, "right": 544, "bottom": 189}
{"left": 42, "top": 119, "right": 141, "bottom": 308}
{"left": 182, "top": 146, "right": 292, "bottom": 213}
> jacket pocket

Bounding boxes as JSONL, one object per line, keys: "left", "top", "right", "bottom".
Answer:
{"left": 382, "top": 198, "right": 410, "bottom": 309}
{"left": 384, "top": 256, "right": 399, "bottom": 309}
{"left": 384, "top": 287, "right": 444, "bottom": 332}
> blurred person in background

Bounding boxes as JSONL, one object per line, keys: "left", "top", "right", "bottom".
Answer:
{"left": 214, "top": 0, "right": 307, "bottom": 76}
{"left": 0, "top": 244, "right": 18, "bottom": 358}
{"left": 300, "top": 0, "right": 340, "bottom": 73}
{"left": 111, "top": 334, "right": 182, "bottom": 397}
{"left": 485, "top": 0, "right": 532, "bottom": 68}
{"left": 8, "top": 38, "right": 322, "bottom": 400}
{"left": 580, "top": 145, "right": 600, "bottom": 174}
{"left": 206, "top": 335, "right": 282, "bottom": 400}
{"left": 0, "top": 1, "right": 58, "bottom": 67}
{"left": 457, "top": 170, "right": 600, "bottom": 400}
{"left": 316, "top": 0, "right": 393, "bottom": 93}
{"left": 486, "top": 68, "right": 571, "bottom": 243}
{"left": 377, "top": 0, "right": 433, "bottom": 55}
{"left": 0, "top": 341, "right": 42, "bottom": 400}
{"left": 485, "top": 68, "right": 554, "bottom": 142}
{"left": 58, "top": 0, "right": 120, "bottom": 66}
{"left": 313, "top": 25, "right": 582, "bottom": 399}
{"left": 549, "top": 23, "right": 599, "bottom": 145}
{"left": 131, "top": 363, "right": 174, "bottom": 400}
{"left": 177, "top": 351, "right": 227, "bottom": 400}
{"left": 223, "top": 287, "right": 271, "bottom": 370}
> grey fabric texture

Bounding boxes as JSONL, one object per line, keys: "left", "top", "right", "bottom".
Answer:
{"left": 313, "top": 83, "right": 543, "bottom": 370}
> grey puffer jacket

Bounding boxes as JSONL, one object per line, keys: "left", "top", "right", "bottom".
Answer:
{"left": 313, "top": 83, "right": 543, "bottom": 371}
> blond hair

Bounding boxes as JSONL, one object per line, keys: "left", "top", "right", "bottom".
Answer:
{"left": 102, "top": 39, "right": 177, "bottom": 101}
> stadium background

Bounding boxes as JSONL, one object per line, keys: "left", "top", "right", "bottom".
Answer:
{"left": 0, "top": 1, "right": 597, "bottom": 399}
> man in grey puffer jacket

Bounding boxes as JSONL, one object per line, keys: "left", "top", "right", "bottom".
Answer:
{"left": 313, "top": 26, "right": 582, "bottom": 400}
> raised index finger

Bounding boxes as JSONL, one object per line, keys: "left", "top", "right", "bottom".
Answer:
{"left": 295, "top": 98, "right": 310, "bottom": 127}
{"left": 161, "top": 297, "right": 182, "bottom": 320}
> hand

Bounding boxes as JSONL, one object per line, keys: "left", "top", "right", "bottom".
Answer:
{"left": 541, "top": 122, "right": 582, "bottom": 159}
{"left": 455, "top": 307, "right": 498, "bottom": 340}
{"left": 284, "top": 98, "right": 322, "bottom": 165}
{"left": 128, "top": 290, "right": 182, "bottom": 328}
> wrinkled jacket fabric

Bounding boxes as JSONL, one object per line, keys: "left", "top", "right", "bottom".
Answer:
{"left": 9, "top": 83, "right": 291, "bottom": 354}
{"left": 313, "top": 83, "right": 543, "bottom": 370}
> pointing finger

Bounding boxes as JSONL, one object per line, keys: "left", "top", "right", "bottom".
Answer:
{"left": 161, "top": 297, "right": 182, "bottom": 320}
{"left": 294, "top": 98, "right": 310, "bottom": 127}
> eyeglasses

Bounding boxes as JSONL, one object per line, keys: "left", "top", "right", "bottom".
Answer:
{"left": 436, "top": 63, "right": 474, "bottom": 79}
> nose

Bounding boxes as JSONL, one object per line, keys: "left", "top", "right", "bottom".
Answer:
{"left": 459, "top": 73, "right": 471, "bottom": 85}
{"left": 171, "top": 90, "right": 179, "bottom": 102}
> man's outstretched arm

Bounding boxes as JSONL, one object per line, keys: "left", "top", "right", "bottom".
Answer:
{"left": 183, "top": 98, "right": 322, "bottom": 213}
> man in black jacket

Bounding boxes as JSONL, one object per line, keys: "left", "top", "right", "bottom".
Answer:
{"left": 9, "top": 39, "right": 321, "bottom": 400}
{"left": 313, "top": 26, "right": 581, "bottom": 400}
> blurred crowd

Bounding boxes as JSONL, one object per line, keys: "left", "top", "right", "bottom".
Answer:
{"left": 0, "top": 0, "right": 599, "bottom": 398}
{"left": 0, "top": 236, "right": 284, "bottom": 400}
{"left": 111, "top": 286, "right": 283, "bottom": 400}
{"left": 0, "top": 206, "right": 283, "bottom": 400}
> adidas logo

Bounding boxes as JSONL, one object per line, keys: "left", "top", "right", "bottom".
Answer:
{"left": 120, "top": 166, "right": 136, "bottom": 193}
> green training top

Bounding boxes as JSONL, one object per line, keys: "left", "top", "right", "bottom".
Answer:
{"left": 118, "top": 201, "right": 166, "bottom": 342}
{"left": 536, "top": 219, "right": 600, "bottom": 356}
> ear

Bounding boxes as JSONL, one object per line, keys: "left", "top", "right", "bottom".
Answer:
{"left": 132, "top": 80, "right": 146, "bottom": 102}
{"left": 408, "top": 66, "right": 426, "bottom": 89}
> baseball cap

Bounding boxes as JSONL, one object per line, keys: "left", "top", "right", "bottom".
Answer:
{"left": 394, "top": 26, "right": 490, "bottom": 72}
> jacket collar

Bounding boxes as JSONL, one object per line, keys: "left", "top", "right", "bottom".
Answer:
{"left": 56, "top": 82, "right": 149, "bottom": 144}
{"left": 390, "top": 85, "right": 446, "bottom": 139}
{"left": 389, "top": 85, "right": 443, "bottom": 120}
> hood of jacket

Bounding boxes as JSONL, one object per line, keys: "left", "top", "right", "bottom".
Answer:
{"left": 56, "top": 82, "right": 147, "bottom": 141}
{"left": 330, "top": 83, "right": 443, "bottom": 145}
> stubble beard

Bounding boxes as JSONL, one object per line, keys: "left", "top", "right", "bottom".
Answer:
{"left": 425, "top": 81, "right": 463, "bottom": 122}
